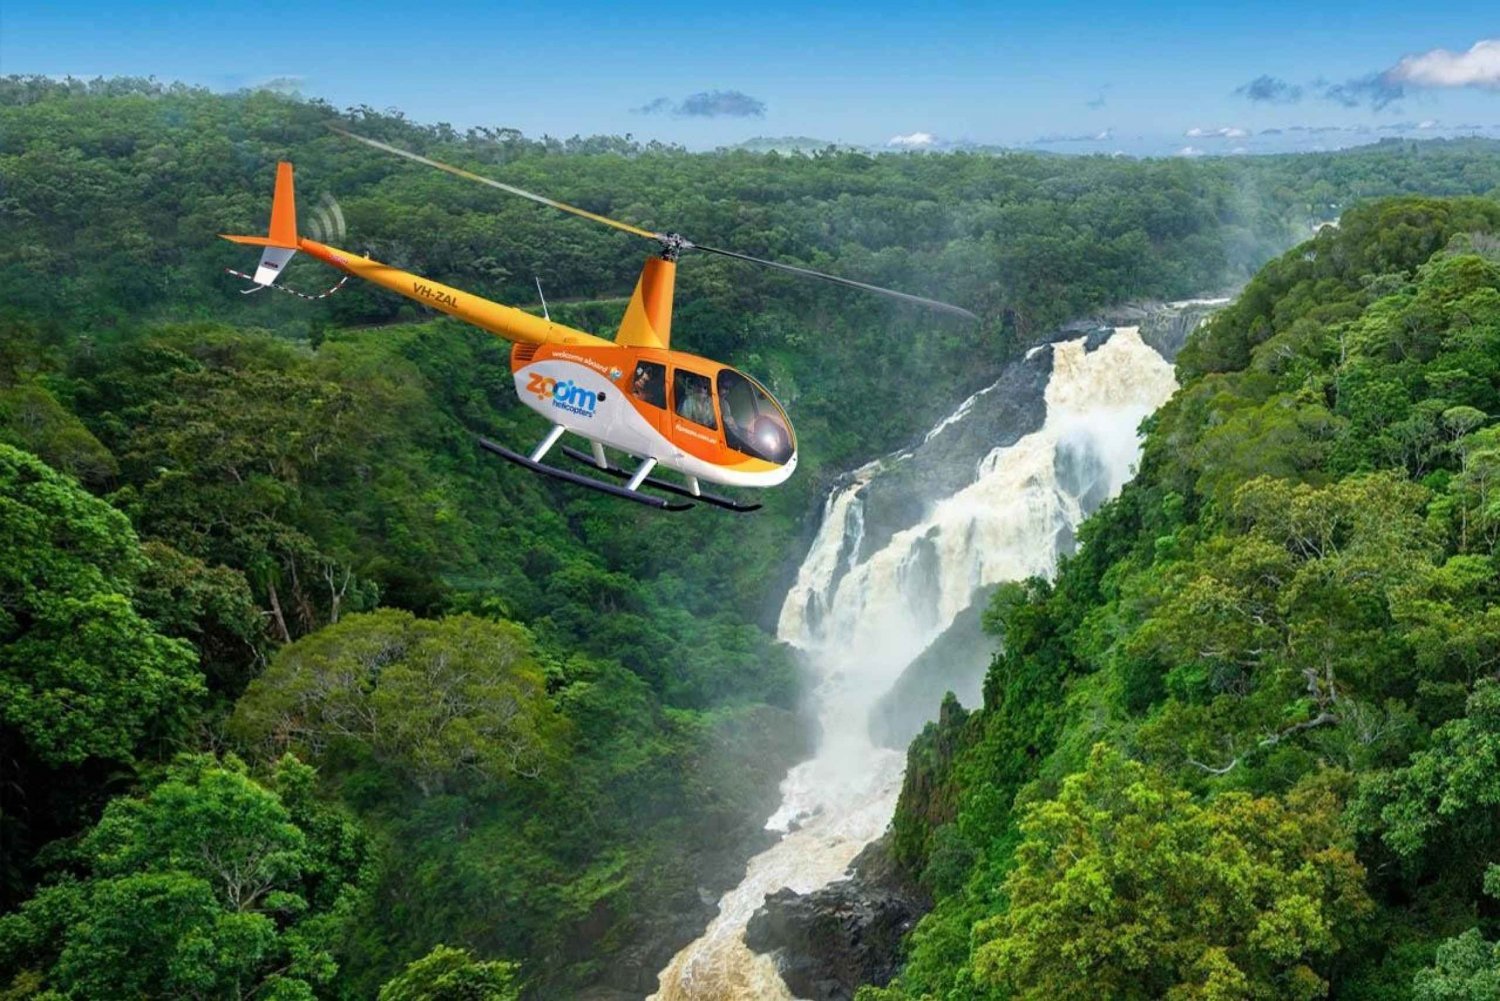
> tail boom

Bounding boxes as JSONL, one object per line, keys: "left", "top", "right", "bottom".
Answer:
{"left": 297, "top": 239, "right": 609, "bottom": 348}
{"left": 223, "top": 161, "right": 608, "bottom": 348}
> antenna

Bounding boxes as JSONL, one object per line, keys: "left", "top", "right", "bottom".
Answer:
{"left": 535, "top": 277, "right": 550, "bottom": 321}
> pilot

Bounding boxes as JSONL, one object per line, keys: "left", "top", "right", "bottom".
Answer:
{"left": 722, "top": 405, "right": 744, "bottom": 442}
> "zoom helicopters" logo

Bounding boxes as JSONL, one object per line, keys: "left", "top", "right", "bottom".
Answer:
{"left": 526, "top": 374, "right": 602, "bottom": 418}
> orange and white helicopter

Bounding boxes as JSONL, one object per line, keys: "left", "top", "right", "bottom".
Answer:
{"left": 223, "top": 129, "right": 975, "bottom": 511}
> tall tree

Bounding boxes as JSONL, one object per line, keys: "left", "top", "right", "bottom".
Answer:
{"left": 0, "top": 443, "right": 202, "bottom": 767}
{"left": 0, "top": 754, "right": 368, "bottom": 999}
{"left": 973, "top": 746, "right": 1369, "bottom": 1001}
{"left": 231, "top": 610, "right": 561, "bottom": 795}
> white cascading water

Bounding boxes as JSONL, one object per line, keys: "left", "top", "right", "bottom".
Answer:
{"left": 651, "top": 327, "right": 1179, "bottom": 1000}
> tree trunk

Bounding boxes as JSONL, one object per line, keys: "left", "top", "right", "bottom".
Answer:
{"left": 266, "top": 579, "right": 292, "bottom": 645}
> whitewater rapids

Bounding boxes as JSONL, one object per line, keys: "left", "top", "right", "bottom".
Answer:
{"left": 650, "top": 327, "right": 1178, "bottom": 1000}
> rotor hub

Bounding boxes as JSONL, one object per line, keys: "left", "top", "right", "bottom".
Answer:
{"left": 657, "top": 232, "right": 693, "bottom": 262}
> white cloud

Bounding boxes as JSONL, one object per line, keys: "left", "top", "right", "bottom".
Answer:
{"left": 888, "top": 132, "right": 937, "bottom": 148}
{"left": 251, "top": 75, "right": 306, "bottom": 95}
{"left": 1417, "top": 119, "right": 1439, "bottom": 129}
{"left": 1185, "top": 126, "right": 1248, "bottom": 139}
{"left": 1175, "top": 145, "right": 1205, "bottom": 157}
{"left": 1033, "top": 129, "right": 1113, "bottom": 144}
{"left": 1389, "top": 38, "right": 1500, "bottom": 90}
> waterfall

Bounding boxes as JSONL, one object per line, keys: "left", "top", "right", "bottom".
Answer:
{"left": 650, "top": 325, "right": 1181, "bottom": 1000}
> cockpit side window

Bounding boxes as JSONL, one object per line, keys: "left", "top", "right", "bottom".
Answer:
{"left": 672, "top": 369, "right": 718, "bottom": 430}
{"left": 631, "top": 361, "right": 666, "bottom": 409}
{"left": 717, "top": 369, "right": 794, "bottom": 464}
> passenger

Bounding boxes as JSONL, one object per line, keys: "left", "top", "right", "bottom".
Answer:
{"left": 632, "top": 363, "right": 665, "bottom": 407}
{"left": 680, "top": 381, "right": 715, "bottom": 426}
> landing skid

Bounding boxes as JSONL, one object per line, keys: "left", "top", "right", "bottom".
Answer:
{"left": 560, "top": 446, "right": 763, "bottom": 512}
{"left": 475, "top": 436, "right": 694, "bottom": 511}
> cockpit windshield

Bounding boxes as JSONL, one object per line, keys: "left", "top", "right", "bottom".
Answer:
{"left": 717, "top": 369, "right": 795, "bottom": 465}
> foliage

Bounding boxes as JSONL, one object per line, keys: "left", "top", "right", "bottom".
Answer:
{"left": 0, "top": 754, "right": 368, "bottom": 999}
{"left": 0, "top": 442, "right": 201, "bottom": 766}
{"left": 974, "top": 746, "right": 1368, "bottom": 1000}
{"left": 378, "top": 945, "right": 520, "bottom": 1001}
{"left": 132, "top": 539, "right": 265, "bottom": 699}
{"left": 232, "top": 610, "right": 561, "bottom": 795}
{"left": 878, "top": 200, "right": 1500, "bottom": 1000}
{"left": 1412, "top": 930, "right": 1500, "bottom": 1001}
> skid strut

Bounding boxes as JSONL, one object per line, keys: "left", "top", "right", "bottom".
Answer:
{"left": 531, "top": 424, "right": 567, "bottom": 463}
{"left": 559, "top": 446, "right": 762, "bottom": 512}
{"left": 475, "top": 435, "right": 694, "bottom": 511}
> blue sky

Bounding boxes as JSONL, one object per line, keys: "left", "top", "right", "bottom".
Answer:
{"left": 3, "top": 1, "right": 1498, "bottom": 154}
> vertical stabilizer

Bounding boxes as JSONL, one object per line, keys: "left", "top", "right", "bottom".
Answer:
{"left": 219, "top": 161, "right": 301, "bottom": 286}
{"left": 268, "top": 161, "right": 298, "bottom": 247}
{"left": 250, "top": 246, "right": 298, "bottom": 287}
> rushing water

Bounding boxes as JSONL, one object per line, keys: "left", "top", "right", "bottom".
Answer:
{"left": 651, "top": 326, "right": 1181, "bottom": 1000}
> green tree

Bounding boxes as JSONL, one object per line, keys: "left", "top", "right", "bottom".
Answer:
{"left": 0, "top": 443, "right": 201, "bottom": 765}
{"left": 1351, "top": 680, "right": 1500, "bottom": 874}
{"left": 0, "top": 381, "right": 116, "bottom": 487}
{"left": 231, "top": 610, "right": 561, "bottom": 794}
{"left": 1412, "top": 930, "right": 1500, "bottom": 1000}
{"left": 133, "top": 540, "right": 266, "bottom": 698}
{"left": 0, "top": 754, "right": 367, "bottom": 999}
{"left": 973, "top": 746, "right": 1369, "bottom": 1001}
{"left": 377, "top": 945, "right": 520, "bottom": 1001}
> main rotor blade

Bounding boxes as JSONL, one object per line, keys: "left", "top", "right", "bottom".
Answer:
{"left": 693, "top": 243, "right": 979, "bottom": 321}
{"left": 331, "top": 125, "right": 978, "bottom": 321}
{"left": 329, "top": 126, "right": 662, "bottom": 241}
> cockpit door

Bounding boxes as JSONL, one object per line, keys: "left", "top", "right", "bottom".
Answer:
{"left": 667, "top": 365, "right": 726, "bottom": 456}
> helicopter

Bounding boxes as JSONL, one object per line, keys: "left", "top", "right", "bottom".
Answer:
{"left": 222, "top": 128, "right": 976, "bottom": 511}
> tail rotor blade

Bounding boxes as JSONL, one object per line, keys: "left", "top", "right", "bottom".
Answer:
{"left": 305, "top": 193, "right": 346, "bottom": 244}
{"left": 309, "top": 205, "right": 332, "bottom": 243}
{"left": 322, "top": 193, "right": 346, "bottom": 242}
{"left": 693, "top": 243, "right": 979, "bottom": 321}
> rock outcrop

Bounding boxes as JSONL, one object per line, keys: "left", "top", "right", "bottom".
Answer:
{"left": 744, "top": 837, "right": 930, "bottom": 1001}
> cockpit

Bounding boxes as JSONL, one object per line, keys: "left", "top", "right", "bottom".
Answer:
{"left": 628, "top": 359, "right": 796, "bottom": 466}
{"left": 715, "top": 368, "right": 795, "bottom": 464}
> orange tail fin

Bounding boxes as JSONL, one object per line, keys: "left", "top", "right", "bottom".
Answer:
{"left": 220, "top": 161, "right": 300, "bottom": 286}
{"left": 267, "top": 161, "right": 297, "bottom": 246}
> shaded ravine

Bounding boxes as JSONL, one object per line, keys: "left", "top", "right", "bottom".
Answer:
{"left": 651, "top": 312, "right": 1206, "bottom": 1000}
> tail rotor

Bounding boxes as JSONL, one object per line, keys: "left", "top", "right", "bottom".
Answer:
{"left": 305, "top": 192, "right": 346, "bottom": 244}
